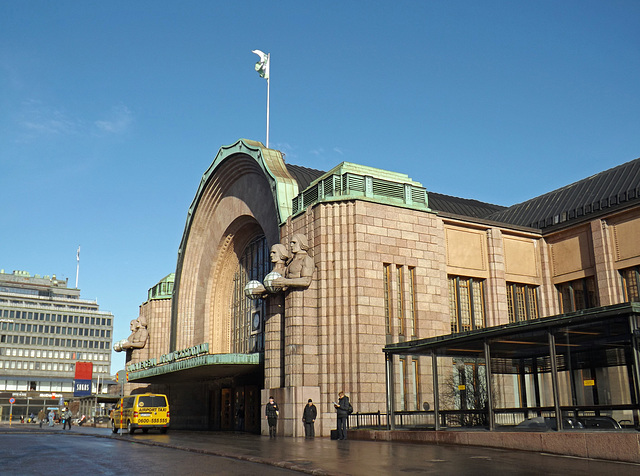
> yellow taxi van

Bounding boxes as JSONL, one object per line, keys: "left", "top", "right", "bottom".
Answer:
{"left": 111, "top": 393, "right": 170, "bottom": 434}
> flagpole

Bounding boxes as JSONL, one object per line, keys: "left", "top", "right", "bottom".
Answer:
{"left": 75, "top": 246, "right": 80, "bottom": 289}
{"left": 266, "top": 53, "right": 270, "bottom": 148}
{"left": 252, "top": 49, "right": 270, "bottom": 148}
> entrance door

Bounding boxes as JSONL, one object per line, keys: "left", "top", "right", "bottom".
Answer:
{"left": 234, "top": 387, "right": 245, "bottom": 431}
{"left": 221, "top": 388, "right": 232, "bottom": 430}
{"left": 244, "top": 386, "right": 260, "bottom": 433}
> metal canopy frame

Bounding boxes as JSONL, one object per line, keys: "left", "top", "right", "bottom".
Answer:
{"left": 383, "top": 303, "right": 640, "bottom": 431}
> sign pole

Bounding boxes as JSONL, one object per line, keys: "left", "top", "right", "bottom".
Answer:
{"left": 119, "top": 370, "right": 125, "bottom": 433}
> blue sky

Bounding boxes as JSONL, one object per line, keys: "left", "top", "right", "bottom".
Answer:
{"left": 1, "top": 1, "right": 639, "bottom": 373}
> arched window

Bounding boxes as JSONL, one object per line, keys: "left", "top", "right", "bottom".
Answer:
{"left": 231, "top": 235, "right": 269, "bottom": 353}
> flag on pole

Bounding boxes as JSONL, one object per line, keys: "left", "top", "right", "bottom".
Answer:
{"left": 252, "top": 49, "right": 269, "bottom": 80}
{"left": 76, "top": 246, "right": 80, "bottom": 262}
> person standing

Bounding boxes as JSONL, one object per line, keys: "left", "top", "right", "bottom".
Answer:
{"left": 48, "top": 409, "right": 55, "bottom": 427}
{"left": 302, "top": 399, "right": 317, "bottom": 438}
{"left": 265, "top": 396, "right": 279, "bottom": 438}
{"left": 38, "top": 409, "right": 45, "bottom": 429}
{"left": 334, "top": 391, "right": 351, "bottom": 440}
{"left": 236, "top": 404, "right": 245, "bottom": 431}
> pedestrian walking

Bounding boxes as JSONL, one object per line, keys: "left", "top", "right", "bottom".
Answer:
{"left": 48, "top": 409, "right": 55, "bottom": 427}
{"left": 38, "top": 409, "right": 45, "bottom": 428}
{"left": 62, "top": 406, "right": 72, "bottom": 430}
{"left": 265, "top": 396, "right": 279, "bottom": 438}
{"left": 334, "top": 391, "right": 352, "bottom": 440}
{"left": 302, "top": 399, "right": 317, "bottom": 438}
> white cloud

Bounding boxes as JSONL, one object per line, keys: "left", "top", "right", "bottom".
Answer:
{"left": 94, "top": 105, "right": 133, "bottom": 134}
{"left": 18, "top": 100, "right": 81, "bottom": 136}
{"left": 16, "top": 100, "right": 134, "bottom": 141}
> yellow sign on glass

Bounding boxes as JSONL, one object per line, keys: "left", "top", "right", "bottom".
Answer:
{"left": 583, "top": 379, "right": 595, "bottom": 387}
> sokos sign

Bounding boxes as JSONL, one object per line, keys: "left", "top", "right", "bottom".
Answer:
{"left": 74, "top": 379, "right": 92, "bottom": 396}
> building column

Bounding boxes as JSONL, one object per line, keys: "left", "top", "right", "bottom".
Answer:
{"left": 484, "top": 340, "right": 494, "bottom": 430}
{"left": 548, "top": 331, "right": 563, "bottom": 430}
{"left": 591, "top": 219, "right": 621, "bottom": 306}
{"left": 486, "top": 228, "right": 508, "bottom": 327}
{"left": 386, "top": 352, "right": 396, "bottom": 430}
{"left": 264, "top": 294, "right": 284, "bottom": 390}
{"left": 629, "top": 314, "right": 640, "bottom": 427}
{"left": 431, "top": 350, "right": 440, "bottom": 431}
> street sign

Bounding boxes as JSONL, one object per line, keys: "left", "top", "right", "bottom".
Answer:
{"left": 9, "top": 397, "right": 15, "bottom": 404}
{"left": 74, "top": 379, "right": 92, "bottom": 396}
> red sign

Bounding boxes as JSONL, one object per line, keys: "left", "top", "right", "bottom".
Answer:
{"left": 75, "top": 361, "right": 93, "bottom": 380}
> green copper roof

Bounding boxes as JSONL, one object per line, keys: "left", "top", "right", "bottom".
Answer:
{"left": 128, "top": 352, "right": 262, "bottom": 380}
{"left": 292, "top": 161, "right": 430, "bottom": 215}
{"left": 148, "top": 273, "right": 175, "bottom": 301}
{"left": 176, "top": 138, "right": 300, "bottom": 258}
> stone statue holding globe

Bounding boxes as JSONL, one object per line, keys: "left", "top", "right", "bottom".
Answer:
{"left": 271, "top": 234, "right": 314, "bottom": 289}
{"left": 244, "top": 234, "right": 314, "bottom": 299}
{"left": 113, "top": 315, "right": 149, "bottom": 352}
{"left": 245, "top": 243, "right": 291, "bottom": 297}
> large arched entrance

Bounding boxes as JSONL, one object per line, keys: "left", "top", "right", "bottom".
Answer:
{"left": 220, "top": 233, "right": 269, "bottom": 432}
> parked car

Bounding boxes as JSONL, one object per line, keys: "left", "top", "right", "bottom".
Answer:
{"left": 578, "top": 416, "right": 621, "bottom": 430}
{"left": 515, "top": 416, "right": 583, "bottom": 431}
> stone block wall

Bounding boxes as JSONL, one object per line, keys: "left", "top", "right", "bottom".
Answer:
{"left": 265, "top": 199, "right": 451, "bottom": 434}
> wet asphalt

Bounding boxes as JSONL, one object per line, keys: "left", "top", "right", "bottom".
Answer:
{"left": 2, "top": 422, "right": 640, "bottom": 475}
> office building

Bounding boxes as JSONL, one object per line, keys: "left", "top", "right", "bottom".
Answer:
{"left": 0, "top": 269, "right": 113, "bottom": 419}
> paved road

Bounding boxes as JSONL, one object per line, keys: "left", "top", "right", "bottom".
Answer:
{"left": 2, "top": 424, "right": 639, "bottom": 475}
{"left": 1, "top": 433, "right": 298, "bottom": 476}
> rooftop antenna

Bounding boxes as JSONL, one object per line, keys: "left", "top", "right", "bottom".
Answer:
{"left": 75, "top": 246, "right": 80, "bottom": 289}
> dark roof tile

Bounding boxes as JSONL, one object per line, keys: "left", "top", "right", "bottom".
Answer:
{"left": 286, "top": 163, "right": 325, "bottom": 191}
{"left": 428, "top": 192, "right": 506, "bottom": 219}
{"left": 486, "top": 157, "right": 640, "bottom": 228}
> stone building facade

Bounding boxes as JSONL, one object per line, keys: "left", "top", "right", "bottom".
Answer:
{"left": 121, "top": 138, "right": 640, "bottom": 436}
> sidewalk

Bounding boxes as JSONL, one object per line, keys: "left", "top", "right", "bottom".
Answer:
{"left": 2, "top": 422, "right": 639, "bottom": 475}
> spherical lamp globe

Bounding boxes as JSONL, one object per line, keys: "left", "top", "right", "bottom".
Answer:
{"left": 244, "top": 280, "right": 263, "bottom": 299}
{"left": 113, "top": 339, "right": 128, "bottom": 352}
{"left": 263, "top": 271, "right": 283, "bottom": 293}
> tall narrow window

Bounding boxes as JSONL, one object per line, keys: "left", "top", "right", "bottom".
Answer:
{"left": 621, "top": 266, "right": 640, "bottom": 302}
{"left": 506, "top": 283, "right": 539, "bottom": 322}
{"left": 231, "top": 235, "right": 269, "bottom": 353}
{"left": 410, "top": 357, "right": 420, "bottom": 411}
{"left": 383, "top": 264, "right": 392, "bottom": 335}
{"left": 449, "top": 276, "right": 486, "bottom": 333}
{"left": 399, "top": 357, "right": 407, "bottom": 411}
{"left": 396, "top": 265, "right": 405, "bottom": 335}
{"left": 407, "top": 267, "right": 416, "bottom": 337}
{"left": 557, "top": 277, "right": 598, "bottom": 313}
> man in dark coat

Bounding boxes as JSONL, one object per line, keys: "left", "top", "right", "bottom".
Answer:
{"left": 334, "top": 391, "right": 351, "bottom": 440}
{"left": 265, "top": 396, "right": 279, "bottom": 438}
{"left": 302, "top": 399, "right": 317, "bottom": 438}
